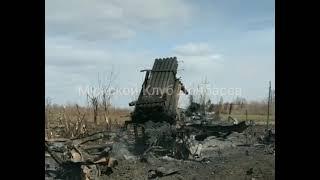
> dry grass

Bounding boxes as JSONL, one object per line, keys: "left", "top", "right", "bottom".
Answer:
{"left": 216, "top": 101, "right": 275, "bottom": 116}
{"left": 45, "top": 99, "right": 275, "bottom": 139}
{"left": 45, "top": 104, "right": 131, "bottom": 139}
{"left": 214, "top": 100, "right": 275, "bottom": 124}
{"left": 47, "top": 104, "right": 130, "bottom": 123}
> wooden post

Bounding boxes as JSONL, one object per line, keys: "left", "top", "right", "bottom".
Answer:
{"left": 229, "top": 103, "right": 233, "bottom": 115}
{"left": 267, "top": 81, "right": 271, "bottom": 130}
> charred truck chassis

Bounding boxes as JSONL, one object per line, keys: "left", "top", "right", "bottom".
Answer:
{"left": 127, "top": 57, "right": 188, "bottom": 126}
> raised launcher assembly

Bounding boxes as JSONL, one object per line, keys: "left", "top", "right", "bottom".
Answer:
{"left": 127, "top": 57, "right": 188, "bottom": 125}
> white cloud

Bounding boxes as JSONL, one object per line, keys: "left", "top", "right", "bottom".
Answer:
{"left": 45, "top": 38, "right": 113, "bottom": 67}
{"left": 172, "top": 43, "right": 224, "bottom": 75}
{"left": 174, "top": 42, "right": 212, "bottom": 56}
{"left": 46, "top": 0, "right": 192, "bottom": 41}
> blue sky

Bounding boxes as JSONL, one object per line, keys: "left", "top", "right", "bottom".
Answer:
{"left": 45, "top": 0, "right": 275, "bottom": 108}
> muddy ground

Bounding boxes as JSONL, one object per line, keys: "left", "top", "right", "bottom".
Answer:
{"left": 46, "top": 124, "right": 275, "bottom": 180}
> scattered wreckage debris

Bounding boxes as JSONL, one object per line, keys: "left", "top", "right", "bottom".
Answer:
{"left": 258, "top": 129, "right": 275, "bottom": 145}
{"left": 148, "top": 167, "right": 180, "bottom": 179}
{"left": 257, "top": 129, "right": 275, "bottom": 155}
{"left": 45, "top": 131, "right": 118, "bottom": 180}
{"left": 136, "top": 121, "right": 189, "bottom": 161}
{"left": 184, "top": 120, "right": 250, "bottom": 141}
{"left": 129, "top": 119, "right": 252, "bottom": 163}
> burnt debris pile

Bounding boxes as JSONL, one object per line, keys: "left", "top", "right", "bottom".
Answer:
{"left": 45, "top": 57, "right": 274, "bottom": 179}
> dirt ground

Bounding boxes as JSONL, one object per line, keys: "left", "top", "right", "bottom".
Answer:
{"left": 105, "top": 147, "right": 274, "bottom": 180}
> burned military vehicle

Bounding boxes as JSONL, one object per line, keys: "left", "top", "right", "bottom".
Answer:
{"left": 127, "top": 57, "right": 188, "bottom": 125}
{"left": 124, "top": 57, "right": 250, "bottom": 160}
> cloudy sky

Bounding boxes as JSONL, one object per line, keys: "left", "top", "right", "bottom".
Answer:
{"left": 45, "top": 0, "right": 275, "bottom": 108}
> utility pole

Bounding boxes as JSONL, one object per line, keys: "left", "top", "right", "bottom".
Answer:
{"left": 267, "top": 81, "right": 271, "bottom": 130}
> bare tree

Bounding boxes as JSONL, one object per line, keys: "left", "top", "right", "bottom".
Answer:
{"left": 217, "top": 97, "right": 223, "bottom": 115}
{"left": 233, "top": 96, "right": 247, "bottom": 110}
{"left": 87, "top": 69, "right": 116, "bottom": 126}
{"left": 87, "top": 87, "right": 99, "bottom": 125}
{"left": 45, "top": 97, "right": 52, "bottom": 138}
{"left": 74, "top": 104, "right": 87, "bottom": 137}
{"left": 62, "top": 105, "right": 73, "bottom": 137}
{"left": 99, "top": 69, "right": 116, "bottom": 129}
